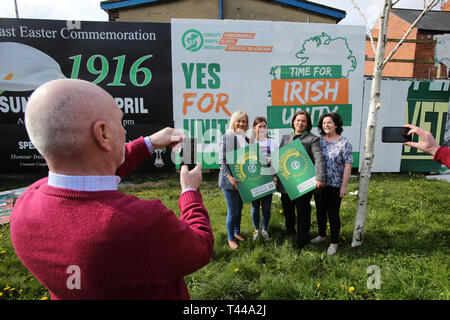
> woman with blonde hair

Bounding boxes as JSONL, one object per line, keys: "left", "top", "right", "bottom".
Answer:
{"left": 218, "top": 110, "right": 249, "bottom": 250}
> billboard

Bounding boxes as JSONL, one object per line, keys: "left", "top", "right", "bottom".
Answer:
{"left": 1, "top": 18, "right": 448, "bottom": 174}
{"left": 0, "top": 18, "right": 173, "bottom": 173}
{"left": 401, "top": 80, "right": 449, "bottom": 172}
{"left": 360, "top": 79, "right": 449, "bottom": 173}
{"left": 171, "top": 18, "right": 366, "bottom": 169}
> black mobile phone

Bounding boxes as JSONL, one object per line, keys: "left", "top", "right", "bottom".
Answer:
{"left": 180, "top": 137, "right": 197, "bottom": 170}
{"left": 381, "top": 126, "right": 412, "bottom": 143}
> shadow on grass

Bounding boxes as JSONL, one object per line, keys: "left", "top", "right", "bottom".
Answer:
{"left": 211, "top": 221, "right": 448, "bottom": 261}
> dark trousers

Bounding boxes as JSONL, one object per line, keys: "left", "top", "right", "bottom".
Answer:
{"left": 281, "top": 191, "right": 313, "bottom": 248}
{"left": 314, "top": 186, "right": 342, "bottom": 244}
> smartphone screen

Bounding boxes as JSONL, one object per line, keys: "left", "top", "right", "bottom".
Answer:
{"left": 381, "top": 127, "right": 412, "bottom": 143}
{"left": 180, "top": 137, "right": 197, "bottom": 170}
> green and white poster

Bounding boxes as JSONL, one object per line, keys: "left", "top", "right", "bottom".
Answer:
{"left": 271, "top": 139, "right": 316, "bottom": 200}
{"left": 226, "top": 144, "right": 276, "bottom": 203}
{"left": 171, "top": 19, "right": 366, "bottom": 169}
{"left": 401, "top": 81, "right": 449, "bottom": 172}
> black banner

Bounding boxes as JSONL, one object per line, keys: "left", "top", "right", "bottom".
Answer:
{"left": 0, "top": 18, "right": 173, "bottom": 173}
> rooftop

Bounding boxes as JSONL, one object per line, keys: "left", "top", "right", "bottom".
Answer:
{"left": 100, "top": 0, "right": 346, "bottom": 21}
{"left": 392, "top": 8, "right": 450, "bottom": 32}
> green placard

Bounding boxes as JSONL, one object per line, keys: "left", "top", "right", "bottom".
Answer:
{"left": 271, "top": 139, "right": 316, "bottom": 200}
{"left": 226, "top": 144, "right": 276, "bottom": 203}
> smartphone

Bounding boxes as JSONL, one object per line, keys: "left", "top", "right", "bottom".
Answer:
{"left": 180, "top": 137, "right": 197, "bottom": 170}
{"left": 381, "top": 126, "right": 412, "bottom": 143}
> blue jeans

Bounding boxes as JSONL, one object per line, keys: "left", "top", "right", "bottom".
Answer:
{"left": 251, "top": 194, "right": 272, "bottom": 231}
{"left": 222, "top": 189, "right": 243, "bottom": 241}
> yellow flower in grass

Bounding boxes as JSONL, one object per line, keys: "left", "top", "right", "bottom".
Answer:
{"left": 234, "top": 268, "right": 239, "bottom": 272}
{"left": 0, "top": 292, "right": 3, "bottom": 297}
{"left": 348, "top": 286, "right": 355, "bottom": 293}
{"left": 317, "top": 283, "right": 321, "bottom": 288}
{"left": 40, "top": 297, "right": 48, "bottom": 300}
{"left": 3, "top": 286, "right": 10, "bottom": 291}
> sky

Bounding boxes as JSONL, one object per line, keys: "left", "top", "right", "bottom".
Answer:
{"left": 0, "top": 0, "right": 444, "bottom": 30}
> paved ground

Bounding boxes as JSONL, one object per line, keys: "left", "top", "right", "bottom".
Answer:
{"left": 0, "top": 187, "right": 28, "bottom": 197}
{"left": 426, "top": 171, "right": 450, "bottom": 182}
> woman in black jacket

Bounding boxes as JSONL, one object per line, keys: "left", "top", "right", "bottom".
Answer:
{"left": 276, "top": 110, "right": 326, "bottom": 249}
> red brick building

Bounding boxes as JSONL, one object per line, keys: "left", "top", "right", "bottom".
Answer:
{"left": 365, "top": 3, "right": 450, "bottom": 79}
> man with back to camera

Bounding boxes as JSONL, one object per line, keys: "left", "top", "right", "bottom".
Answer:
{"left": 10, "top": 79, "right": 214, "bottom": 299}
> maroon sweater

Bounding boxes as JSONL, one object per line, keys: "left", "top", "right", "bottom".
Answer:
{"left": 434, "top": 146, "right": 450, "bottom": 168}
{"left": 10, "top": 137, "right": 214, "bottom": 300}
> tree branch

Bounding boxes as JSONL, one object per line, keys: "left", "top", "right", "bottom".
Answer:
{"left": 381, "top": 0, "right": 439, "bottom": 68}
{"left": 350, "top": 0, "right": 376, "bottom": 54}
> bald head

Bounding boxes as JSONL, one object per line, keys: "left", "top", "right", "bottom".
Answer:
{"left": 25, "top": 79, "right": 119, "bottom": 162}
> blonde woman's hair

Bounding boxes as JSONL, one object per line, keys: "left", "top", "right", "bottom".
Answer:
{"left": 228, "top": 110, "right": 249, "bottom": 133}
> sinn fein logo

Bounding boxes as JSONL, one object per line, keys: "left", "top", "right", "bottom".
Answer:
{"left": 182, "top": 29, "right": 204, "bottom": 52}
{"left": 233, "top": 151, "right": 260, "bottom": 182}
{"left": 279, "top": 147, "right": 309, "bottom": 179}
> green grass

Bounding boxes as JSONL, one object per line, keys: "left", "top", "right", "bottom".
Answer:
{"left": 0, "top": 172, "right": 449, "bottom": 300}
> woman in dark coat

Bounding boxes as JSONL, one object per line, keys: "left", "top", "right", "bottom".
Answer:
{"left": 276, "top": 110, "right": 326, "bottom": 249}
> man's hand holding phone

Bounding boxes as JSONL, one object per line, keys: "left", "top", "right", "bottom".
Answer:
{"left": 179, "top": 137, "right": 201, "bottom": 192}
{"left": 180, "top": 164, "right": 202, "bottom": 191}
{"left": 149, "top": 127, "right": 184, "bottom": 150}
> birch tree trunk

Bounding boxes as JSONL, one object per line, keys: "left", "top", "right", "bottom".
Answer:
{"left": 351, "top": 0, "right": 392, "bottom": 248}
{"left": 350, "top": 0, "right": 439, "bottom": 248}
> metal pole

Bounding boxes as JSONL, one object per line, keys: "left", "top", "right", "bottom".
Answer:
{"left": 14, "top": 0, "right": 19, "bottom": 18}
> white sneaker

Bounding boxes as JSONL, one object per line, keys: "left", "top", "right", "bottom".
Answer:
{"left": 261, "top": 230, "right": 270, "bottom": 240}
{"left": 327, "top": 244, "right": 338, "bottom": 256}
{"left": 310, "top": 236, "right": 326, "bottom": 244}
